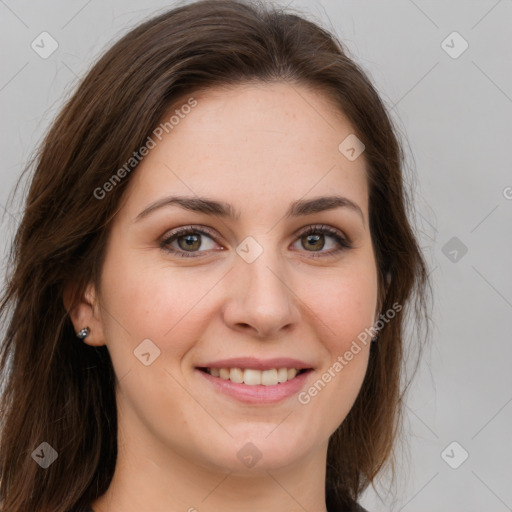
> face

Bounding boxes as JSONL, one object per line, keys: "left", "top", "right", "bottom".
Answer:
{"left": 78, "top": 82, "right": 379, "bottom": 474}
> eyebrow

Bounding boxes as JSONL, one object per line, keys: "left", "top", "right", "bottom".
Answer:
{"left": 134, "top": 194, "right": 365, "bottom": 223}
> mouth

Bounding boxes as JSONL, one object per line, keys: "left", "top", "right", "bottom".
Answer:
{"left": 195, "top": 365, "right": 314, "bottom": 404}
{"left": 196, "top": 366, "right": 311, "bottom": 385}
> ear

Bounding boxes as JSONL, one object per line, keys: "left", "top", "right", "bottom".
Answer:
{"left": 63, "top": 281, "right": 106, "bottom": 347}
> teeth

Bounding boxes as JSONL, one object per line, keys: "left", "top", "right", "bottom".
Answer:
{"left": 287, "top": 368, "right": 297, "bottom": 380}
{"left": 205, "top": 367, "right": 304, "bottom": 385}
{"left": 243, "top": 369, "right": 261, "bottom": 385}
{"left": 277, "top": 367, "right": 288, "bottom": 382}
{"left": 261, "top": 369, "right": 278, "bottom": 386}
{"left": 229, "top": 368, "right": 244, "bottom": 383}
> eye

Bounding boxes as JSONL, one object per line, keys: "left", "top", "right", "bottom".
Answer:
{"left": 160, "top": 225, "right": 220, "bottom": 258}
{"left": 291, "top": 224, "right": 352, "bottom": 258}
{"left": 160, "top": 224, "right": 352, "bottom": 258}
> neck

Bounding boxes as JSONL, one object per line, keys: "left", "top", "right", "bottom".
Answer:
{"left": 91, "top": 408, "right": 329, "bottom": 512}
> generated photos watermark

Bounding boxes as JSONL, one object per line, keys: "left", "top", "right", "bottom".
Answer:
{"left": 93, "top": 97, "right": 197, "bottom": 200}
{"left": 298, "top": 301, "right": 402, "bottom": 405}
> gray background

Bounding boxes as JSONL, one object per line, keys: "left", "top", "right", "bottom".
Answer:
{"left": 1, "top": 1, "right": 511, "bottom": 510}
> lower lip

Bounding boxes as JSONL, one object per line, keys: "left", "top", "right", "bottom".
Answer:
{"left": 196, "top": 369, "right": 312, "bottom": 404}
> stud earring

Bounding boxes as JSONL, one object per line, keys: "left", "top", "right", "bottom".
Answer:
{"left": 76, "top": 327, "right": 90, "bottom": 340}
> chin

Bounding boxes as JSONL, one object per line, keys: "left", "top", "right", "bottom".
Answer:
{"left": 198, "top": 431, "right": 314, "bottom": 473}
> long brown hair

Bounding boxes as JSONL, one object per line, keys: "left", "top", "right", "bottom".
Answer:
{"left": 0, "top": 1, "right": 431, "bottom": 510}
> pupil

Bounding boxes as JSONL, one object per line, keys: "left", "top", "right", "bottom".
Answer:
{"left": 180, "top": 234, "right": 200, "bottom": 251}
{"left": 305, "top": 234, "right": 323, "bottom": 251}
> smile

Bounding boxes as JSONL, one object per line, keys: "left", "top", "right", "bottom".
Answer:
{"left": 196, "top": 366, "right": 313, "bottom": 404}
{"left": 198, "top": 367, "right": 308, "bottom": 385}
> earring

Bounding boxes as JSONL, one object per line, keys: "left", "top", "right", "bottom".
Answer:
{"left": 76, "top": 327, "right": 90, "bottom": 340}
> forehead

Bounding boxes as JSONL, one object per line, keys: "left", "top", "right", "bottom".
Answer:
{"left": 120, "top": 82, "right": 368, "bottom": 222}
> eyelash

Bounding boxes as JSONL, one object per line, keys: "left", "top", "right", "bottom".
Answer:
{"left": 160, "top": 224, "right": 352, "bottom": 259}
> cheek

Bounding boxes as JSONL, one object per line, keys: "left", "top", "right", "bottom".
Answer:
{"left": 300, "top": 281, "right": 374, "bottom": 431}
{"left": 299, "top": 262, "right": 377, "bottom": 412}
{"left": 98, "top": 252, "right": 211, "bottom": 424}
{"left": 309, "top": 263, "right": 378, "bottom": 347}
{"left": 99, "top": 248, "right": 216, "bottom": 362}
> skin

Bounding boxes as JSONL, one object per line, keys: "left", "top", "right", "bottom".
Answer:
{"left": 67, "top": 81, "right": 379, "bottom": 512}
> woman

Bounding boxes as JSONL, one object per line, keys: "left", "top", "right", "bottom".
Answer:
{"left": 0, "top": 1, "right": 431, "bottom": 511}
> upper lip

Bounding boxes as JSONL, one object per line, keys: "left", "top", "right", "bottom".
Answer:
{"left": 196, "top": 357, "right": 314, "bottom": 371}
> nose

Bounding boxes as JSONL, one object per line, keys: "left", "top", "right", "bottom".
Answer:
{"left": 222, "top": 246, "right": 301, "bottom": 339}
